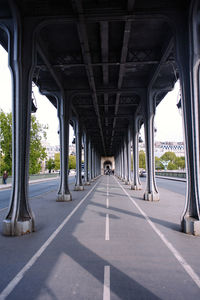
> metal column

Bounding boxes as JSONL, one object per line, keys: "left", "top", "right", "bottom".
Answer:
{"left": 57, "top": 93, "right": 72, "bottom": 201}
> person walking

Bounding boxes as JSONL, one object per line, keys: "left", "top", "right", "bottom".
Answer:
{"left": 2, "top": 170, "right": 8, "bottom": 184}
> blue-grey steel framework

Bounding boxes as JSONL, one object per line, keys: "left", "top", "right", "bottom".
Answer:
{"left": 0, "top": 0, "right": 199, "bottom": 235}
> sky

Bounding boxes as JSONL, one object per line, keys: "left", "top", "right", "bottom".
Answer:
{"left": 0, "top": 45, "right": 183, "bottom": 146}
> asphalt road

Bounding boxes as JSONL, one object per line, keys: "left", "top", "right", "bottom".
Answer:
{"left": 140, "top": 176, "right": 186, "bottom": 195}
{"left": 0, "top": 176, "right": 75, "bottom": 210}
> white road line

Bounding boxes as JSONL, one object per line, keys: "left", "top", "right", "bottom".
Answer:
{"left": 106, "top": 197, "right": 109, "bottom": 209}
{"left": 103, "top": 266, "right": 110, "bottom": 300}
{"left": 0, "top": 181, "right": 99, "bottom": 300}
{"left": 114, "top": 176, "right": 200, "bottom": 290}
{"left": 106, "top": 176, "right": 109, "bottom": 208}
{"left": 105, "top": 213, "right": 110, "bottom": 241}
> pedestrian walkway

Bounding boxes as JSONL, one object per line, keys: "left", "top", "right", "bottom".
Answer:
{"left": 0, "top": 175, "right": 200, "bottom": 299}
{"left": 0, "top": 175, "right": 60, "bottom": 191}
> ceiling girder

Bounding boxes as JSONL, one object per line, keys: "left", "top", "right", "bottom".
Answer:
{"left": 72, "top": 0, "right": 106, "bottom": 155}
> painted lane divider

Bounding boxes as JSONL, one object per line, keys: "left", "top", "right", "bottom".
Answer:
{"left": 105, "top": 213, "right": 110, "bottom": 241}
{"left": 106, "top": 175, "right": 109, "bottom": 208}
{"left": 103, "top": 265, "right": 110, "bottom": 300}
{"left": 106, "top": 197, "right": 109, "bottom": 209}
{"left": 114, "top": 176, "right": 200, "bottom": 290}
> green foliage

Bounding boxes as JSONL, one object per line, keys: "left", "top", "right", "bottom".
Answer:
{"left": 175, "top": 156, "right": 185, "bottom": 170}
{"left": 29, "top": 115, "right": 47, "bottom": 174}
{"left": 54, "top": 152, "right": 60, "bottom": 170}
{"left": 0, "top": 110, "right": 12, "bottom": 175}
{"left": 159, "top": 151, "right": 185, "bottom": 170}
{"left": 160, "top": 151, "right": 176, "bottom": 164}
{"left": 155, "top": 156, "right": 164, "bottom": 170}
{"left": 139, "top": 150, "right": 146, "bottom": 169}
{"left": 167, "top": 162, "right": 177, "bottom": 170}
{"left": 69, "top": 155, "right": 76, "bottom": 169}
{"left": 0, "top": 110, "right": 47, "bottom": 175}
{"left": 46, "top": 158, "right": 55, "bottom": 173}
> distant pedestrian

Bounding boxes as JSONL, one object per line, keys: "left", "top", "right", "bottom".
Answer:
{"left": 2, "top": 170, "right": 8, "bottom": 184}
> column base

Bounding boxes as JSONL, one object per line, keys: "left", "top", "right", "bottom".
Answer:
{"left": 131, "top": 184, "right": 142, "bottom": 190}
{"left": 143, "top": 191, "right": 159, "bottom": 201}
{"left": 56, "top": 193, "right": 72, "bottom": 202}
{"left": 84, "top": 181, "right": 91, "bottom": 186}
{"left": 74, "top": 185, "right": 84, "bottom": 191}
{"left": 182, "top": 216, "right": 200, "bottom": 236}
{"left": 2, "top": 218, "right": 35, "bottom": 236}
{"left": 125, "top": 181, "right": 130, "bottom": 185}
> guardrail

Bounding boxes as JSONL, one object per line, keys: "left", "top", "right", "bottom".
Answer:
{"left": 155, "top": 171, "right": 186, "bottom": 178}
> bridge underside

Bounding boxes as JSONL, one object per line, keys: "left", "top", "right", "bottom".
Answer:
{"left": 0, "top": 0, "right": 200, "bottom": 236}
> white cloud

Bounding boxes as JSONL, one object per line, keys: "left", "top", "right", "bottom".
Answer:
{"left": 154, "top": 81, "right": 183, "bottom": 142}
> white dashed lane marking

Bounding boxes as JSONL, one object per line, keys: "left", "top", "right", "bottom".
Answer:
{"left": 103, "top": 265, "right": 110, "bottom": 300}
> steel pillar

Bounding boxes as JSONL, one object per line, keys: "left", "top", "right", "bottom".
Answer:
{"left": 74, "top": 119, "right": 84, "bottom": 191}
{"left": 119, "top": 146, "right": 122, "bottom": 179}
{"left": 143, "top": 90, "right": 159, "bottom": 201}
{"left": 126, "top": 126, "right": 131, "bottom": 185}
{"left": 91, "top": 146, "right": 95, "bottom": 181}
{"left": 131, "top": 116, "right": 142, "bottom": 190}
{"left": 122, "top": 140, "right": 126, "bottom": 181}
{"left": 124, "top": 132, "right": 129, "bottom": 184}
{"left": 88, "top": 139, "right": 92, "bottom": 182}
{"left": 57, "top": 93, "right": 72, "bottom": 201}
{"left": 90, "top": 143, "right": 94, "bottom": 181}
{"left": 175, "top": 0, "right": 200, "bottom": 235}
{"left": 84, "top": 132, "right": 90, "bottom": 185}
{"left": 2, "top": 11, "right": 35, "bottom": 235}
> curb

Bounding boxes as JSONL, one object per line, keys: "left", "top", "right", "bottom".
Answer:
{"left": 155, "top": 175, "right": 186, "bottom": 182}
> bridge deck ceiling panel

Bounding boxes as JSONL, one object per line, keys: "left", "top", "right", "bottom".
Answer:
{"left": 39, "top": 25, "right": 83, "bottom": 64}
{"left": 93, "top": 66, "right": 104, "bottom": 86}
{"left": 19, "top": 0, "right": 74, "bottom": 16}
{"left": 82, "top": 0, "right": 125, "bottom": 10}
{"left": 109, "top": 66, "right": 120, "bottom": 86}
{"left": 109, "top": 21, "right": 125, "bottom": 60}
{"left": 129, "top": 20, "right": 171, "bottom": 50}
{"left": 134, "top": 0, "right": 189, "bottom": 10}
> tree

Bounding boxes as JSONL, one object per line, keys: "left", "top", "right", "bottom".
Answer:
{"left": 155, "top": 156, "right": 164, "bottom": 170}
{"left": 69, "top": 155, "right": 76, "bottom": 169}
{"left": 29, "top": 115, "right": 47, "bottom": 174}
{"left": 46, "top": 158, "right": 55, "bottom": 173}
{"left": 175, "top": 156, "right": 185, "bottom": 170}
{"left": 139, "top": 150, "right": 146, "bottom": 169}
{"left": 131, "top": 153, "right": 133, "bottom": 171}
{"left": 160, "top": 151, "right": 176, "bottom": 164}
{"left": 0, "top": 110, "right": 12, "bottom": 175}
{"left": 54, "top": 152, "right": 60, "bottom": 170}
{"left": 160, "top": 151, "right": 185, "bottom": 170}
{"left": 167, "top": 162, "right": 177, "bottom": 170}
{"left": 0, "top": 110, "right": 47, "bottom": 175}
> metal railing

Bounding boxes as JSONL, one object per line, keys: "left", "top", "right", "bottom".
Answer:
{"left": 155, "top": 170, "right": 186, "bottom": 178}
